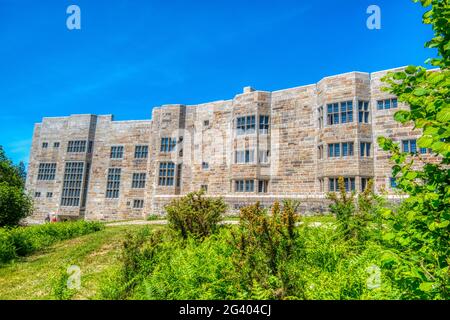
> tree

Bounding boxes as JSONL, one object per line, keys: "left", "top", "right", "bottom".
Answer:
{"left": 0, "top": 146, "right": 33, "bottom": 227}
{"left": 377, "top": 0, "right": 449, "bottom": 299}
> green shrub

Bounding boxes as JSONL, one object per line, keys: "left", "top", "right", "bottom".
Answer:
{"left": 165, "top": 189, "right": 226, "bottom": 240}
{"left": 0, "top": 182, "right": 33, "bottom": 227}
{"left": 0, "top": 220, "right": 104, "bottom": 264}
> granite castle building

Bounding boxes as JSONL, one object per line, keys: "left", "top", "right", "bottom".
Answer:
{"left": 26, "top": 67, "right": 430, "bottom": 221}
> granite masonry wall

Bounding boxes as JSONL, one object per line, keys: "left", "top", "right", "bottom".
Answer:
{"left": 26, "top": 67, "right": 429, "bottom": 221}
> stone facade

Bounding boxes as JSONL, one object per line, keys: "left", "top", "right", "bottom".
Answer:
{"left": 26, "top": 67, "right": 429, "bottom": 221}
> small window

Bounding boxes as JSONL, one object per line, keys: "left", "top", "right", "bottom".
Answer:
{"left": 318, "top": 106, "right": 324, "bottom": 129}
{"left": 203, "top": 120, "right": 210, "bottom": 127}
{"left": 358, "top": 101, "right": 370, "bottom": 123}
{"left": 160, "top": 138, "right": 176, "bottom": 152}
{"left": 35, "top": 192, "right": 41, "bottom": 198}
{"left": 135, "top": 145, "right": 149, "bottom": 158}
{"left": 259, "top": 115, "right": 269, "bottom": 134}
{"left": 327, "top": 103, "right": 339, "bottom": 125}
{"left": 340, "top": 101, "right": 353, "bottom": 124}
{"left": 42, "top": 142, "right": 48, "bottom": 149}
{"left": 390, "top": 177, "right": 398, "bottom": 189}
{"left": 88, "top": 141, "right": 93, "bottom": 153}
{"left": 361, "top": 178, "right": 369, "bottom": 192}
{"left": 402, "top": 139, "right": 417, "bottom": 153}
{"left": 202, "top": 162, "right": 209, "bottom": 170}
{"left": 318, "top": 145, "right": 323, "bottom": 159}
{"left": 67, "top": 140, "right": 87, "bottom": 153}
{"left": 47, "top": 192, "right": 53, "bottom": 198}
{"left": 235, "top": 180, "right": 254, "bottom": 192}
{"left": 110, "top": 146, "right": 124, "bottom": 159}
{"left": 131, "top": 173, "right": 146, "bottom": 189}
{"left": 377, "top": 98, "right": 398, "bottom": 110}
{"left": 328, "top": 143, "right": 340, "bottom": 158}
{"left": 419, "top": 147, "right": 432, "bottom": 154}
{"left": 201, "top": 185, "right": 208, "bottom": 192}
{"left": 342, "top": 142, "right": 354, "bottom": 157}
{"left": 360, "top": 142, "right": 371, "bottom": 157}
{"left": 53, "top": 142, "right": 60, "bottom": 148}
{"left": 329, "top": 177, "right": 355, "bottom": 192}
{"left": 133, "top": 199, "right": 144, "bottom": 209}
{"left": 258, "top": 180, "right": 268, "bottom": 193}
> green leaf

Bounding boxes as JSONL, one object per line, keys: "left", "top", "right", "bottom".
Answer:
{"left": 383, "top": 233, "right": 396, "bottom": 241}
{"left": 436, "top": 108, "right": 450, "bottom": 122}
{"left": 419, "top": 282, "right": 434, "bottom": 292}
{"left": 418, "top": 136, "right": 434, "bottom": 148}
{"left": 405, "top": 66, "right": 417, "bottom": 74}
{"left": 413, "top": 88, "right": 428, "bottom": 96}
{"left": 394, "top": 111, "right": 411, "bottom": 123}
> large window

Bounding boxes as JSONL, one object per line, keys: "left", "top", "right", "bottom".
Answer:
{"left": 360, "top": 142, "right": 371, "bottom": 157}
{"left": 328, "top": 142, "right": 354, "bottom": 158}
{"left": 110, "top": 146, "right": 124, "bottom": 159}
{"left": 377, "top": 98, "right": 398, "bottom": 110}
{"left": 327, "top": 101, "right": 353, "bottom": 125}
{"left": 235, "top": 150, "right": 255, "bottom": 164}
{"left": 135, "top": 145, "right": 148, "bottom": 158}
{"left": 236, "top": 115, "right": 255, "bottom": 135}
{"left": 158, "top": 162, "right": 175, "bottom": 186}
{"left": 259, "top": 115, "right": 269, "bottom": 134}
{"left": 358, "top": 101, "right": 370, "bottom": 123}
{"left": 61, "top": 162, "right": 84, "bottom": 206}
{"left": 160, "top": 138, "right": 176, "bottom": 152}
{"left": 235, "top": 180, "right": 254, "bottom": 192}
{"left": 106, "top": 168, "right": 121, "bottom": 198}
{"left": 131, "top": 173, "right": 146, "bottom": 189}
{"left": 402, "top": 139, "right": 417, "bottom": 153}
{"left": 67, "top": 140, "right": 86, "bottom": 153}
{"left": 329, "top": 177, "right": 355, "bottom": 192}
{"left": 37, "top": 163, "right": 57, "bottom": 181}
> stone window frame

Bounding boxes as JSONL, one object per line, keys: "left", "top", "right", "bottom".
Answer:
{"left": 131, "top": 172, "right": 146, "bottom": 189}
{"left": 42, "top": 142, "right": 48, "bottom": 149}
{"left": 61, "top": 162, "right": 85, "bottom": 206}
{"left": 53, "top": 142, "right": 60, "bottom": 148}
{"left": 236, "top": 115, "right": 256, "bottom": 136}
{"left": 47, "top": 192, "right": 53, "bottom": 198}
{"left": 160, "top": 137, "right": 176, "bottom": 153}
{"left": 110, "top": 145, "right": 124, "bottom": 159}
{"left": 67, "top": 140, "right": 87, "bottom": 153}
{"left": 37, "top": 163, "right": 57, "bottom": 181}
{"left": 133, "top": 199, "right": 144, "bottom": 209}
{"left": 376, "top": 98, "right": 398, "bottom": 111}
{"left": 358, "top": 101, "right": 370, "bottom": 123}
{"left": 235, "top": 149, "right": 255, "bottom": 164}
{"left": 135, "top": 145, "right": 149, "bottom": 159}
{"left": 258, "top": 180, "right": 269, "bottom": 193}
{"left": 326, "top": 100, "right": 353, "bottom": 126}
{"left": 35, "top": 191, "right": 41, "bottom": 198}
{"left": 258, "top": 150, "right": 270, "bottom": 164}
{"left": 235, "top": 179, "right": 255, "bottom": 193}
{"left": 158, "top": 162, "right": 175, "bottom": 186}
{"left": 106, "top": 168, "right": 121, "bottom": 199}
{"left": 329, "top": 177, "right": 356, "bottom": 192}
{"left": 259, "top": 115, "right": 270, "bottom": 134}
{"left": 360, "top": 142, "right": 372, "bottom": 157}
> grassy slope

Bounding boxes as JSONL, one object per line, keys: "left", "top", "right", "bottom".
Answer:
{"left": 0, "top": 224, "right": 157, "bottom": 300}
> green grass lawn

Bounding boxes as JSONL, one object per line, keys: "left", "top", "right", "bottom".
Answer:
{"left": 0, "top": 224, "right": 159, "bottom": 300}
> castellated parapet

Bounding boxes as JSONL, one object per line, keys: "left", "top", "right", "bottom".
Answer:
{"left": 26, "top": 67, "right": 431, "bottom": 221}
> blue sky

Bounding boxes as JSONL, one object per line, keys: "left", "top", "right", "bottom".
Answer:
{"left": 0, "top": 0, "right": 435, "bottom": 165}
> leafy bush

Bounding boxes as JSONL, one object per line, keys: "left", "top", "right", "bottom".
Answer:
{"left": 165, "top": 189, "right": 226, "bottom": 240}
{"left": 0, "top": 220, "right": 104, "bottom": 264}
{"left": 377, "top": 0, "right": 450, "bottom": 299}
{"left": 0, "top": 182, "right": 33, "bottom": 227}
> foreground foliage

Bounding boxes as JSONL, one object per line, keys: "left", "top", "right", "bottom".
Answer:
{"left": 377, "top": 0, "right": 450, "bottom": 299}
{"left": 0, "top": 220, "right": 104, "bottom": 264}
